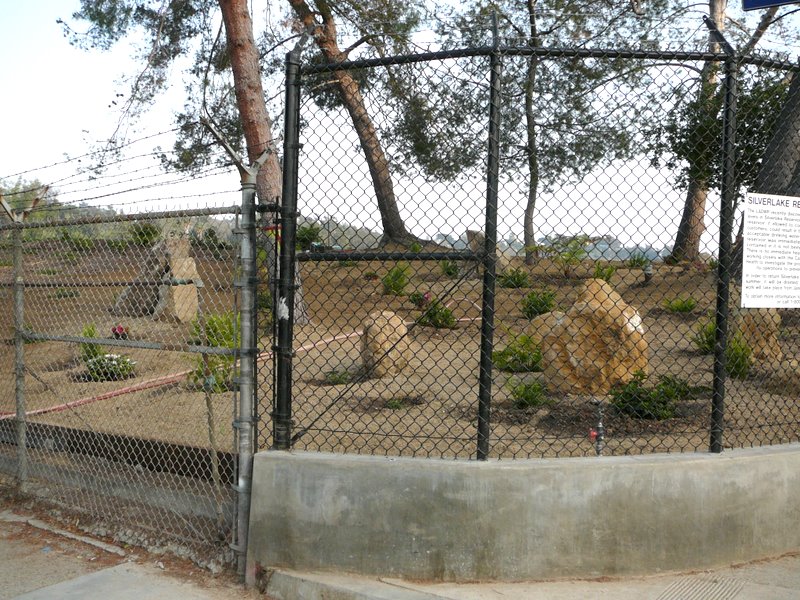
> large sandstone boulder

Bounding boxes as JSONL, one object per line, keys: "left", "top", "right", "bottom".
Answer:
{"left": 734, "top": 308, "right": 783, "bottom": 366}
{"left": 526, "top": 311, "right": 566, "bottom": 347}
{"left": 541, "top": 279, "right": 648, "bottom": 395}
{"left": 113, "top": 238, "right": 200, "bottom": 323}
{"left": 361, "top": 311, "right": 412, "bottom": 377}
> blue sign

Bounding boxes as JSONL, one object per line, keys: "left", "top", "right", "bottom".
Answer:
{"left": 744, "top": 0, "right": 797, "bottom": 10}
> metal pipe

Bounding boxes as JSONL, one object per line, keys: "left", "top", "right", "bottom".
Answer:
{"left": 13, "top": 227, "right": 27, "bottom": 487}
{"left": 234, "top": 178, "right": 258, "bottom": 575}
{"left": 711, "top": 52, "right": 739, "bottom": 453}
{"left": 273, "top": 48, "right": 302, "bottom": 451}
{"left": 0, "top": 205, "right": 240, "bottom": 232}
{"left": 477, "top": 16, "right": 502, "bottom": 461}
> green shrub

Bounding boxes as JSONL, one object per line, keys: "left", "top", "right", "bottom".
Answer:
{"left": 693, "top": 316, "right": 716, "bottom": 354}
{"left": 106, "top": 239, "right": 129, "bottom": 252}
{"left": 610, "top": 372, "right": 694, "bottom": 420}
{"left": 200, "top": 228, "right": 232, "bottom": 259}
{"left": 323, "top": 370, "right": 352, "bottom": 385}
{"left": 663, "top": 296, "right": 698, "bottom": 313}
{"left": 626, "top": 253, "right": 650, "bottom": 269}
{"left": 60, "top": 229, "right": 94, "bottom": 252}
{"left": 409, "top": 291, "right": 431, "bottom": 308}
{"left": 129, "top": 221, "right": 161, "bottom": 246}
{"left": 726, "top": 334, "right": 753, "bottom": 379}
{"left": 409, "top": 241, "right": 422, "bottom": 253}
{"left": 521, "top": 288, "right": 556, "bottom": 318}
{"left": 552, "top": 236, "right": 588, "bottom": 277}
{"left": 382, "top": 263, "right": 410, "bottom": 296}
{"left": 385, "top": 397, "right": 406, "bottom": 410}
{"left": 296, "top": 224, "right": 322, "bottom": 251}
{"left": 593, "top": 263, "right": 616, "bottom": 283}
{"left": 85, "top": 354, "right": 136, "bottom": 381}
{"left": 417, "top": 300, "right": 456, "bottom": 329}
{"left": 493, "top": 334, "right": 542, "bottom": 372}
{"left": 497, "top": 267, "right": 530, "bottom": 288}
{"left": 440, "top": 259, "right": 459, "bottom": 278}
{"left": 80, "top": 324, "right": 103, "bottom": 363}
{"left": 190, "top": 312, "right": 239, "bottom": 393}
{"left": 52, "top": 289, "right": 80, "bottom": 299}
{"left": 508, "top": 380, "right": 551, "bottom": 409}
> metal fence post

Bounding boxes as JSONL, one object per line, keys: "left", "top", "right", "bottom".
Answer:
{"left": 709, "top": 21, "right": 738, "bottom": 453}
{"left": 477, "top": 17, "right": 502, "bottom": 461}
{"left": 273, "top": 48, "right": 302, "bottom": 450}
{"left": 235, "top": 176, "right": 258, "bottom": 575}
{"left": 12, "top": 225, "right": 27, "bottom": 487}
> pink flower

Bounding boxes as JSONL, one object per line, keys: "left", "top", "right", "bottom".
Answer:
{"left": 112, "top": 324, "right": 128, "bottom": 340}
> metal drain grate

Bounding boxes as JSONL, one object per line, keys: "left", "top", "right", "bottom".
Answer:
{"left": 657, "top": 577, "right": 745, "bottom": 600}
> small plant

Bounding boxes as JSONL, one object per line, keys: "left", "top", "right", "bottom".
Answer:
{"left": 409, "top": 241, "right": 422, "bottom": 253}
{"left": 337, "top": 260, "right": 357, "bottom": 267}
{"left": 508, "top": 380, "right": 551, "bottom": 409}
{"left": 493, "top": 334, "right": 542, "bottom": 372}
{"left": 85, "top": 354, "right": 136, "bottom": 381}
{"left": 129, "top": 221, "right": 161, "bottom": 246}
{"left": 497, "top": 267, "right": 530, "bottom": 288}
{"left": 440, "top": 259, "right": 459, "bottom": 278}
{"left": 60, "top": 229, "right": 94, "bottom": 252}
{"left": 409, "top": 291, "right": 432, "bottom": 308}
{"left": 663, "top": 296, "right": 698, "bottom": 313}
{"left": 385, "top": 397, "right": 406, "bottom": 410}
{"left": 626, "top": 253, "right": 650, "bottom": 269}
{"left": 610, "top": 371, "right": 699, "bottom": 420}
{"left": 552, "top": 235, "right": 589, "bottom": 277}
{"left": 693, "top": 315, "right": 715, "bottom": 354}
{"left": 610, "top": 372, "right": 675, "bottom": 420}
{"left": 382, "top": 263, "right": 410, "bottom": 296}
{"left": 323, "top": 369, "right": 352, "bottom": 385}
{"left": 190, "top": 312, "right": 239, "bottom": 393}
{"left": 726, "top": 334, "right": 753, "bottom": 379}
{"left": 38, "top": 269, "right": 61, "bottom": 276}
{"left": 593, "top": 263, "right": 616, "bottom": 283}
{"left": 417, "top": 300, "right": 456, "bottom": 329}
{"left": 296, "top": 224, "right": 322, "bottom": 251}
{"left": 364, "top": 270, "right": 379, "bottom": 281}
{"left": 80, "top": 324, "right": 103, "bottom": 363}
{"left": 52, "top": 289, "right": 79, "bottom": 299}
{"left": 106, "top": 239, "right": 129, "bottom": 252}
{"left": 521, "top": 288, "right": 556, "bottom": 319}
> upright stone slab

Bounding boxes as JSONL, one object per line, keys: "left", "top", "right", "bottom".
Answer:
{"left": 113, "top": 237, "right": 200, "bottom": 323}
{"left": 541, "top": 278, "right": 648, "bottom": 395}
{"left": 361, "top": 311, "right": 412, "bottom": 377}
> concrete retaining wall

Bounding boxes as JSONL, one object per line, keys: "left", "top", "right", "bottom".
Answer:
{"left": 246, "top": 445, "right": 800, "bottom": 583}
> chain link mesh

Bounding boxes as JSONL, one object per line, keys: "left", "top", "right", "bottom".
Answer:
{"left": 257, "top": 46, "right": 800, "bottom": 459}
{"left": 0, "top": 206, "right": 241, "bottom": 565}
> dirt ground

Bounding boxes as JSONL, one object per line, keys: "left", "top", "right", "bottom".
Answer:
{"left": 1, "top": 242, "right": 800, "bottom": 460}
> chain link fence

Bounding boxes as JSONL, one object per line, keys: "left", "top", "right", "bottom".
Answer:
{"left": 0, "top": 205, "right": 242, "bottom": 567}
{"left": 260, "top": 32, "right": 800, "bottom": 459}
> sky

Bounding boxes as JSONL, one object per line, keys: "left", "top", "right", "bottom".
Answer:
{"left": 2, "top": 2, "right": 800, "bottom": 252}
{"left": 0, "top": 1, "right": 239, "bottom": 215}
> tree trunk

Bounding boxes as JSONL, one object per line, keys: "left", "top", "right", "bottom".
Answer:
{"left": 669, "top": 0, "right": 725, "bottom": 263}
{"left": 523, "top": 0, "right": 540, "bottom": 266}
{"left": 219, "top": 0, "right": 309, "bottom": 324}
{"left": 670, "top": 177, "right": 708, "bottom": 262}
{"left": 219, "top": 0, "right": 281, "bottom": 203}
{"left": 288, "top": 0, "right": 413, "bottom": 245}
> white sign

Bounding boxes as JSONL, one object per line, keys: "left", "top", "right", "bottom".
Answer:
{"left": 741, "top": 191, "right": 800, "bottom": 308}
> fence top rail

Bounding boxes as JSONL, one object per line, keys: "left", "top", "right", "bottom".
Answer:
{"left": 0, "top": 205, "right": 241, "bottom": 232}
{"left": 299, "top": 44, "right": 798, "bottom": 75}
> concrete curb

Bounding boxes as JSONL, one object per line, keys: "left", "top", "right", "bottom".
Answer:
{"left": 266, "top": 569, "right": 443, "bottom": 600}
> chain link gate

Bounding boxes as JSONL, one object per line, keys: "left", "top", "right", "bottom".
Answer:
{"left": 0, "top": 206, "right": 243, "bottom": 567}
{"left": 258, "top": 25, "right": 800, "bottom": 460}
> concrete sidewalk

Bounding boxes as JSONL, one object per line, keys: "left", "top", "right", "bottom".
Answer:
{"left": 265, "top": 554, "right": 800, "bottom": 599}
{"left": 2, "top": 507, "right": 798, "bottom": 599}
